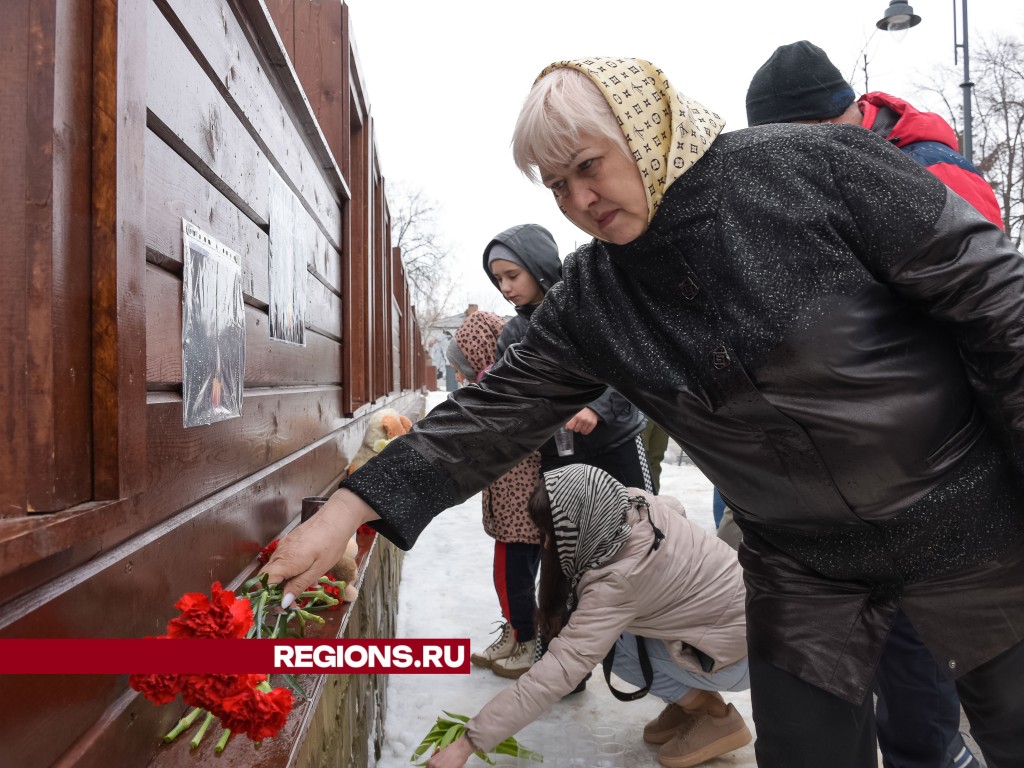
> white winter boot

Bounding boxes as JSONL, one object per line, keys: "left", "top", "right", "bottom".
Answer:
{"left": 470, "top": 621, "right": 516, "bottom": 669}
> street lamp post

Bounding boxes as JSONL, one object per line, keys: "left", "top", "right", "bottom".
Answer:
{"left": 876, "top": 0, "right": 974, "bottom": 163}
{"left": 955, "top": 0, "right": 973, "bottom": 163}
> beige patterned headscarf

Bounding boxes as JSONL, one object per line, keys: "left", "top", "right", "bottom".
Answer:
{"left": 538, "top": 57, "right": 726, "bottom": 220}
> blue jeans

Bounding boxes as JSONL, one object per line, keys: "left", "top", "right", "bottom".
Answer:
{"left": 712, "top": 488, "right": 726, "bottom": 528}
{"left": 611, "top": 631, "right": 749, "bottom": 704}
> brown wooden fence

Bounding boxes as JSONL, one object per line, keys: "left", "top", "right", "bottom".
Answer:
{"left": 0, "top": 1, "right": 425, "bottom": 765}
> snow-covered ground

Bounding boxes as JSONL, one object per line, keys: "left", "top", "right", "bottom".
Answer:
{"left": 373, "top": 391, "right": 757, "bottom": 767}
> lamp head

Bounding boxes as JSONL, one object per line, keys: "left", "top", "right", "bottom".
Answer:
{"left": 876, "top": 0, "right": 922, "bottom": 31}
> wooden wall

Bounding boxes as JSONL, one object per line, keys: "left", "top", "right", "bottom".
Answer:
{"left": 0, "top": 0, "right": 425, "bottom": 765}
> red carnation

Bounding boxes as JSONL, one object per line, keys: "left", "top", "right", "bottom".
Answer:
{"left": 357, "top": 524, "right": 376, "bottom": 538}
{"left": 216, "top": 686, "right": 293, "bottom": 741}
{"left": 129, "top": 673, "right": 184, "bottom": 705}
{"left": 295, "top": 575, "right": 343, "bottom": 610}
{"left": 322, "top": 579, "right": 343, "bottom": 609}
{"left": 181, "top": 673, "right": 265, "bottom": 711}
{"left": 257, "top": 539, "right": 279, "bottom": 564}
{"left": 167, "top": 582, "right": 253, "bottom": 639}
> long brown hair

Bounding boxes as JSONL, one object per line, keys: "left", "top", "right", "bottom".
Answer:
{"left": 527, "top": 483, "right": 571, "bottom": 639}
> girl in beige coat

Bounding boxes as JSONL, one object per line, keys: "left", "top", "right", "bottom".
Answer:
{"left": 427, "top": 464, "right": 751, "bottom": 768}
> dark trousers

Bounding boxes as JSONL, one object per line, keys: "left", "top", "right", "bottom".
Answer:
{"left": 542, "top": 433, "right": 650, "bottom": 491}
{"left": 956, "top": 639, "right": 1024, "bottom": 768}
{"left": 493, "top": 540, "right": 540, "bottom": 642}
{"left": 750, "top": 657, "right": 878, "bottom": 768}
{"left": 875, "top": 610, "right": 965, "bottom": 768}
{"left": 751, "top": 639, "right": 1024, "bottom": 768}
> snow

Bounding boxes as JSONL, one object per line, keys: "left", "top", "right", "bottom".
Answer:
{"left": 373, "top": 391, "right": 757, "bottom": 768}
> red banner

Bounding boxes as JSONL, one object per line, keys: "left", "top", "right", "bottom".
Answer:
{"left": 0, "top": 639, "right": 470, "bottom": 674}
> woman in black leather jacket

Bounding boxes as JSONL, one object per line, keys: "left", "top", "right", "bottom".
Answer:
{"left": 265, "top": 57, "right": 1024, "bottom": 768}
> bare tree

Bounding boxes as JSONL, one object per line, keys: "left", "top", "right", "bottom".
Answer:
{"left": 914, "top": 33, "right": 1024, "bottom": 247}
{"left": 387, "top": 181, "right": 456, "bottom": 338}
{"left": 971, "top": 36, "right": 1024, "bottom": 247}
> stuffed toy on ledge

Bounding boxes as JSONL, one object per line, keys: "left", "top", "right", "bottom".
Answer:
{"left": 348, "top": 407, "right": 412, "bottom": 475}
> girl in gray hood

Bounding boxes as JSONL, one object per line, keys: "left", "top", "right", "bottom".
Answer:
{"left": 483, "top": 223, "right": 649, "bottom": 483}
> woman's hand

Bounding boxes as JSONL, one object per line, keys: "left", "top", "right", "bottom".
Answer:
{"left": 565, "top": 407, "right": 599, "bottom": 435}
{"left": 259, "top": 488, "right": 378, "bottom": 607}
{"left": 425, "top": 734, "right": 476, "bottom": 768}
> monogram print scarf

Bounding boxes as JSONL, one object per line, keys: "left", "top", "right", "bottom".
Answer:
{"left": 538, "top": 57, "right": 726, "bottom": 221}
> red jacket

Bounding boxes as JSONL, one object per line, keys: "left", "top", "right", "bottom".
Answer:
{"left": 859, "top": 91, "right": 1003, "bottom": 228}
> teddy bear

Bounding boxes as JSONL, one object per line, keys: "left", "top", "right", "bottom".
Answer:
{"left": 333, "top": 535, "right": 360, "bottom": 603}
{"left": 347, "top": 407, "right": 412, "bottom": 475}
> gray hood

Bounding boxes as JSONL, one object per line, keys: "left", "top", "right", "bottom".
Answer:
{"left": 482, "top": 223, "right": 562, "bottom": 296}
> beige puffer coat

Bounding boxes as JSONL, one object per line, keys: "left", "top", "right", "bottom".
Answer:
{"left": 465, "top": 490, "right": 746, "bottom": 751}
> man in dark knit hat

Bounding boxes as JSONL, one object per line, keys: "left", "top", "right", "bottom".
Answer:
{"left": 747, "top": 40, "right": 1002, "bottom": 228}
{"left": 746, "top": 40, "right": 998, "bottom": 768}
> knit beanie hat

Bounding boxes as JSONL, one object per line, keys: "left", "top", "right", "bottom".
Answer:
{"left": 745, "top": 41, "right": 856, "bottom": 126}
{"left": 487, "top": 242, "right": 526, "bottom": 269}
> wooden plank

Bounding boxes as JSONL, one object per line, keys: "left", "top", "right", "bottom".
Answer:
{"left": 308, "top": 216, "right": 343, "bottom": 297}
{"left": 144, "top": 264, "right": 342, "bottom": 387}
{"left": 46, "top": 0, "right": 95, "bottom": 506}
{"left": 11, "top": 0, "right": 97, "bottom": 512}
{"left": 0, "top": 0, "right": 31, "bottom": 518}
{"left": 338, "top": 3, "right": 353, "bottom": 179}
{"left": 0, "top": 391, "right": 422, "bottom": 594}
{"left": 143, "top": 389, "right": 348, "bottom": 519}
{"left": 156, "top": 0, "right": 345, "bottom": 247}
{"left": 92, "top": 0, "right": 149, "bottom": 502}
{"left": 343, "top": 112, "right": 371, "bottom": 415}
{"left": 263, "top": 0, "right": 294, "bottom": 61}
{"left": 144, "top": 128, "right": 343, "bottom": 301}
{"left": 145, "top": 2, "right": 270, "bottom": 228}
{"left": 230, "top": 0, "right": 349, "bottom": 207}
{"left": 373, "top": 169, "right": 391, "bottom": 400}
{"left": 0, "top": 438, "right": 352, "bottom": 768}
{"left": 144, "top": 128, "right": 266, "bottom": 296}
{"left": 291, "top": 0, "right": 346, "bottom": 173}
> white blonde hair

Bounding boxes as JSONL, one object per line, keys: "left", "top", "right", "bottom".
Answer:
{"left": 512, "top": 67, "right": 630, "bottom": 184}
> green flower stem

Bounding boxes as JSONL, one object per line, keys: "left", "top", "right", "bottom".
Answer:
{"left": 300, "top": 588, "right": 339, "bottom": 607}
{"left": 189, "top": 711, "right": 216, "bottom": 749}
{"left": 214, "top": 728, "right": 232, "bottom": 753}
{"left": 295, "top": 608, "right": 325, "bottom": 625}
{"left": 256, "top": 590, "right": 269, "bottom": 637}
{"left": 163, "top": 706, "right": 204, "bottom": 743}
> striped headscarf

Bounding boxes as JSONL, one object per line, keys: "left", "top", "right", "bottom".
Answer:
{"left": 544, "top": 464, "right": 633, "bottom": 610}
{"left": 538, "top": 57, "right": 726, "bottom": 221}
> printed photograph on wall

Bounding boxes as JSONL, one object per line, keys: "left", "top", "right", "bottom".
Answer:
{"left": 268, "top": 167, "right": 307, "bottom": 346}
{"left": 181, "top": 220, "right": 246, "bottom": 427}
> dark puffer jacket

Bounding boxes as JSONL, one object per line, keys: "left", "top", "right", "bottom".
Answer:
{"left": 482, "top": 223, "right": 646, "bottom": 464}
{"left": 345, "top": 124, "right": 1024, "bottom": 703}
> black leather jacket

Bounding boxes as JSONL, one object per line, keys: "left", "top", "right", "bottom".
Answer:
{"left": 347, "top": 124, "right": 1024, "bottom": 703}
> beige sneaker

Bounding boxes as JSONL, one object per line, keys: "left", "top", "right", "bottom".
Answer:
{"left": 491, "top": 638, "right": 537, "bottom": 679}
{"left": 657, "top": 704, "right": 752, "bottom": 768}
{"left": 643, "top": 703, "right": 702, "bottom": 744}
{"left": 470, "top": 622, "right": 516, "bottom": 669}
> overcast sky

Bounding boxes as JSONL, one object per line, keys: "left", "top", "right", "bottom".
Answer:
{"left": 343, "top": 0, "right": 1021, "bottom": 316}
